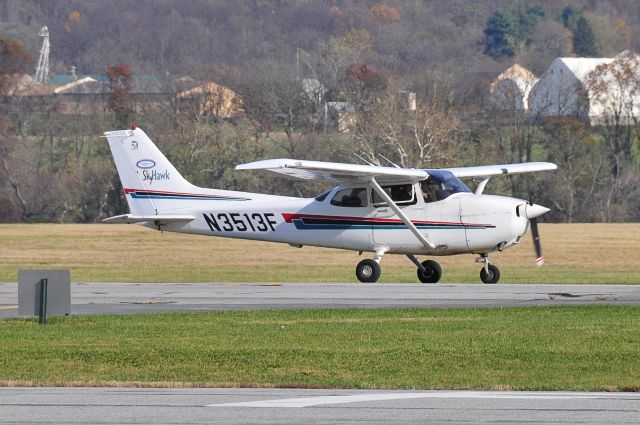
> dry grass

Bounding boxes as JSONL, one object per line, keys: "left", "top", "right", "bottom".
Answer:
{"left": 0, "top": 223, "right": 639, "bottom": 283}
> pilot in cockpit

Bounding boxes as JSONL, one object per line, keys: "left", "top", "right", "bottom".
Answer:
{"left": 420, "top": 178, "right": 439, "bottom": 203}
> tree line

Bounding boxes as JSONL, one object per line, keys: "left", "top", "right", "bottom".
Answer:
{"left": 0, "top": 0, "right": 639, "bottom": 223}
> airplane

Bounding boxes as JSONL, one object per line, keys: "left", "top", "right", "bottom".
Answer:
{"left": 103, "top": 125, "right": 557, "bottom": 284}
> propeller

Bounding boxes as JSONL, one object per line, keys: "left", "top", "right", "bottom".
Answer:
{"left": 524, "top": 199, "right": 549, "bottom": 268}
{"left": 530, "top": 217, "right": 544, "bottom": 267}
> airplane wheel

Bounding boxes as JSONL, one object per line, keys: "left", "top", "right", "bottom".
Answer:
{"left": 356, "top": 259, "right": 381, "bottom": 283}
{"left": 480, "top": 264, "right": 500, "bottom": 284}
{"left": 417, "top": 260, "right": 441, "bottom": 284}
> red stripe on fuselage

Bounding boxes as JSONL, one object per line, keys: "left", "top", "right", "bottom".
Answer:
{"left": 123, "top": 187, "right": 242, "bottom": 199}
{"left": 281, "top": 213, "right": 492, "bottom": 228}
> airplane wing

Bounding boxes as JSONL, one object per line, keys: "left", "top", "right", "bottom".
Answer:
{"left": 444, "top": 162, "right": 557, "bottom": 178}
{"left": 102, "top": 214, "right": 195, "bottom": 224}
{"left": 236, "top": 159, "right": 428, "bottom": 185}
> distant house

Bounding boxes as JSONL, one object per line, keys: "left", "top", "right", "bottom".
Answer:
{"left": 526, "top": 52, "right": 640, "bottom": 125}
{"left": 176, "top": 80, "right": 244, "bottom": 118}
{"left": 325, "top": 101, "right": 356, "bottom": 133}
{"left": 53, "top": 76, "right": 98, "bottom": 94}
{"left": 3, "top": 73, "right": 217, "bottom": 116}
{"left": 528, "top": 57, "right": 613, "bottom": 122}
{"left": 50, "top": 75, "right": 103, "bottom": 115}
{"left": 489, "top": 64, "right": 538, "bottom": 111}
{"left": 1, "top": 74, "right": 52, "bottom": 96}
{"left": 398, "top": 91, "right": 417, "bottom": 111}
{"left": 301, "top": 78, "right": 327, "bottom": 104}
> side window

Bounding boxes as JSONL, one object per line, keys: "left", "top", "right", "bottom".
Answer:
{"left": 372, "top": 184, "right": 416, "bottom": 207}
{"left": 330, "top": 188, "right": 368, "bottom": 207}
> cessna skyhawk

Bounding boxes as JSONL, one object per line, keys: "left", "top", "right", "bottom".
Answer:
{"left": 103, "top": 126, "right": 556, "bottom": 284}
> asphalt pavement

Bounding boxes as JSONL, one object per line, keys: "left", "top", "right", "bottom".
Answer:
{"left": 1, "top": 282, "right": 639, "bottom": 318}
{"left": 1, "top": 387, "right": 639, "bottom": 425}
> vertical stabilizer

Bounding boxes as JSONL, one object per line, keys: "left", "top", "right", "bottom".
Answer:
{"left": 105, "top": 128, "right": 194, "bottom": 216}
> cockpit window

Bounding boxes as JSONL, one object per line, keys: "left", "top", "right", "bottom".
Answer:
{"left": 421, "top": 170, "right": 471, "bottom": 202}
{"left": 371, "top": 183, "right": 416, "bottom": 207}
{"left": 330, "top": 187, "right": 368, "bottom": 207}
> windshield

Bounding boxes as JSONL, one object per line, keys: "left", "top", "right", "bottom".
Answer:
{"left": 421, "top": 170, "right": 471, "bottom": 202}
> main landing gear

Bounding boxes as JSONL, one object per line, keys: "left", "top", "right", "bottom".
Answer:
{"left": 407, "top": 254, "right": 441, "bottom": 283}
{"left": 355, "top": 259, "right": 381, "bottom": 283}
{"left": 354, "top": 251, "right": 501, "bottom": 284}
{"left": 355, "top": 248, "right": 386, "bottom": 283}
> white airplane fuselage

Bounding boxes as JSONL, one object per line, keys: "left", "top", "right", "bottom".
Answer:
{"left": 143, "top": 185, "right": 530, "bottom": 256}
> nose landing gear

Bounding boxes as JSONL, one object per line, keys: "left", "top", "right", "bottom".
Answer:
{"left": 477, "top": 254, "right": 501, "bottom": 284}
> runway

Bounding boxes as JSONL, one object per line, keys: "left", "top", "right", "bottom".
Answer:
{"left": 1, "top": 282, "right": 639, "bottom": 318}
{"left": 1, "top": 387, "right": 639, "bottom": 424}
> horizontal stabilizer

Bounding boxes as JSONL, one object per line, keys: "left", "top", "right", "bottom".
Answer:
{"left": 101, "top": 214, "right": 195, "bottom": 224}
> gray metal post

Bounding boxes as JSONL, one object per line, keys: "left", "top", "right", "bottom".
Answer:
{"left": 38, "top": 278, "right": 48, "bottom": 324}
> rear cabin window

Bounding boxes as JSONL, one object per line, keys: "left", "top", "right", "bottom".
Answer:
{"left": 371, "top": 184, "right": 416, "bottom": 207}
{"left": 330, "top": 188, "right": 368, "bottom": 207}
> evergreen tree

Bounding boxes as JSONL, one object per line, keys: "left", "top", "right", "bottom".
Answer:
{"left": 482, "top": 2, "right": 546, "bottom": 60}
{"left": 572, "top": 16, "right": 598, "bottom": 57}
{"left": 561, "top": 5, "right": 584, "bottom": 30}
{"left": 483, "top": 11, "right": 515, "bottom": 59}
{"left": 509, "top": 2, "right": 546, "bottom": 46}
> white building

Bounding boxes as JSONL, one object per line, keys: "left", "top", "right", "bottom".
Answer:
{"left": 489, "top": 64, "right": 538, "bottom": 111}
{"left": 528, "top": 53, "right": 640, "bottom": 124}
{"left": 301, "top": 78, "right": 327, "bottom": 104}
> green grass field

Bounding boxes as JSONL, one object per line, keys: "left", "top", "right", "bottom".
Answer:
{"left": 1, "top": 224, "right": 639, "bottom": 390}
{"left": 1, "top": 306, "right": 639, "bottom": 390}
{"left": 1, "top": 223, "right": 640, "bottom": 283}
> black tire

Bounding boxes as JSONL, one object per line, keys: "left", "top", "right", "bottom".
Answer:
{"left": 356, "top": 259, "right": 381, "bottom": 283}
{"left": 417, "top": 260, "right": 442, "bottom": 284}
{"left": 480, "top": 264, "right": 500, "bottom": 284}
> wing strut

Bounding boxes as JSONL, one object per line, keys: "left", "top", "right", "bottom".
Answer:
{"left": 369, "top": 177, "right": 436, "bottom": 250}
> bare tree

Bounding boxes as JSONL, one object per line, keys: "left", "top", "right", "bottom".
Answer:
{"left": 584, "top": 52, "right": 640, "bottom": 221}
{"left": 106, "top": 64, "right": 135, "bottom": 128}
{"left": 586, "top": 52, "right": 640, "bottom": 161}
{"left": 354, "top": 86, "right": 459, "bottom": 168}
{"left": 541, "top": 117, "right": 604, "bottom": 222}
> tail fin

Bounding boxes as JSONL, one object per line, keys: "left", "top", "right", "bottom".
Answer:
{"left": 105, "top": 127, "right": 194, "bottom": 216}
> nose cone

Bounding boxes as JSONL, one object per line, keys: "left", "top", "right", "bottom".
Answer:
{"left": 525, "top": 203, "right": 550, "bottom": 219}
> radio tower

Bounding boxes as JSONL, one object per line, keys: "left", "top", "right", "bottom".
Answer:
{"left": 34, "top": 26, "right": 50, "bottom": 84}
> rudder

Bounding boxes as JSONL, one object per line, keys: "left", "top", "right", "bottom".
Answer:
{"left": 105, "top": 127, "right": 194, "bottom": 215}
